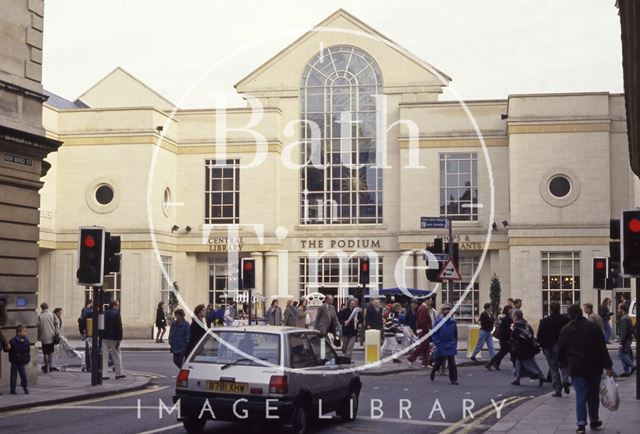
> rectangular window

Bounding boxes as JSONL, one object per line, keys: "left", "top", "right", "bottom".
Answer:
{"left": 439, "top": 153, "right": 478, "bottom": 221}
{"left": 205, "top": 159, "right": 239, "bottom": 224}
{"left": 442, "top": 255, "right": 480, "bottom": 321}
{"left": 298, "top": 256, "right": 383, "bottom": 303}
{"left": 541, "top": 251, "right": 581, "bottom": 317}
{"left": 208, "top": 257, "right": 240, "bottom": 305}
{"left": 160, "top": 255, "right": 172, "bottom": 306}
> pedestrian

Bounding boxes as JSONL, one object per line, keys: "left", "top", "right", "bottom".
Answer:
{"left": 78, "top": 300, "right": 93, "bottom": 372}
{"left": 155, "top": 301, "right": 167, "bottom": 343}
{"left": 583, "top": 303, "right": 604, "bottom": 335}
{"left": 364, "top": 298, "right": 383, "bottom": 336}
{"left": 616, "top": 303, "right": 637, "bottom": 377}
{"left": 404, "top": 300, "right": 418, "bottom": 334}
{"left": 338, "top": 298, "right": 362, "bottom": 361}
{"left": 536, "top": 301, "right": 570, "bottom": 396}
{"left": 36, "top": 302, "right": 59, "bottom": 373}
{"left": 204, "top": 303, "right": 214, "bottom": 327}
{"left": 265, "top": 300, "right": 282, "bottom": 326}
{"left": 558, "top": 304, "right": 613, "bottom": 433}
{"left": 506, "top": 298, "right": 514, "bottom": 307}
{"left": 283, "top": 300, "right": 297, "bottom": 327}
{"left": 296, "top": 298, "right": 309, "bottom": 328}
{"left": 168, "top": 309, "right": 190, "bottom": 368}
{"left": 185, "top": 304, "right": 207, "bottom": 356}
{"left": 407, "top": 297, "right": 434, "bottom": 368}
{"left": 0, "top": 321, "right": 10, "bottom": 395}
{"left": 598, "top": 298, "right": 613, "bottom": 344}
{"left": 53, "top": 307, "right": 63, "bottom": 330}
{"left": 513, "top": 299, "right": 522, "bottom": 310}
{"left": 223, "top": 301, "right": 236, "bottom": 326}
{"left": 486, "top": 304, "right": 513, "bottom": 370}
{"left": 314, "top": 295, "right": 340, "bottom": 338}
{"left": 381, "top": 303, "right": 402, "bottom": 363}
{"left": 429, "top": 304, "right": 458, "bottom": 385}
{"left": 510, "top": 309, "right": 545, "bottom": 386}
{"left": 8, "top": 324, "right": 30, "bottom": 395}
{"left": 470, "top": 303, "right": 496, "bottom": 361}
{"left": 102, "top": 300, "right": 126, "bottom": 380}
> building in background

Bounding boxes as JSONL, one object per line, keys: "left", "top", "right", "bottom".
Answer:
{"left": 0, "top": 0, "right": 61, "bottom": 387}
{"left": 38, "top": 10, "right": 638, "bottom": 337}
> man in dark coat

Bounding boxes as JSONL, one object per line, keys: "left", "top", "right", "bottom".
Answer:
{"left": 314, "top": 295, "right": 340, "bottom": 338}
{"left": 537, "top": 301, "right": 570, "bottom": 396}
{"left": 407, "top": 297, "right": 434, "bottom": 367}
{"left": 102, "top": 300, "right": 125, "bottom": 380}
{"left": 558, "top": 304, "right": 613, "bottom": 433}
{"left": 338, "top": 298, "right": 362, "bottom": 360}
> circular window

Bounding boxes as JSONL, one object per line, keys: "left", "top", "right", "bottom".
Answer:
{"left": 86, "top": 178, "right": 119, "bottom": 213}
{"left": 95, "top": 184, "right": 114, "bottom": 205}
{"left": 548, "top": 175, "right": 572, "bottom": 198}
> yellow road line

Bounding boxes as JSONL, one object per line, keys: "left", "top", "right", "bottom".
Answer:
{"left": 439, "top": 395, "right": 523, "bottom": 434}
{"left": 458, "top": 396, "right": 529, "bottom": 433}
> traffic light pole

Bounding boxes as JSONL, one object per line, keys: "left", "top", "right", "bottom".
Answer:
{"left": 90, "top": 285, "right": 100, "bottom": 386}
{"left": 248, "top": 288, "right": 253, "bottom": 326}
{"left": 636, "top": 277, "right": 639, "bottom": 400}
{"left": 448, "top": 217, "right": 454, "bottom": 304}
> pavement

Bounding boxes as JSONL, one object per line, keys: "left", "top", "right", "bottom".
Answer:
{"left": 485, "top": 376, "right": 640, "bottom": 434}
{"left": 0, "top": 368, "right": 152, "bottom": 413}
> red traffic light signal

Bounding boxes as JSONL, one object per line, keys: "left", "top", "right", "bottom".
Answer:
{"left": 359, "top": 258, "right": 370, "bottom": 285}
{"left": 622, "top": 210, "right": 640, "bottom": 276}
{"left": 77, "top": 227, "right": 105, "bottom": 286}
{"left": 241, "top": 258, "right": 256, "bottom": 289}
{"left": 628, "top": 218, "right": 640, "bottom": 233}
{"left": 592, "top": 257, "right": 608, "bottom": 289}
{"left": 83, "top": 235, "right": 96, "bottom": 248}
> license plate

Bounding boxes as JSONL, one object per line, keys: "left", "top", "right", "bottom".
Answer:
{"left": 207, "top": 381, "right": 248, "bottom": 394}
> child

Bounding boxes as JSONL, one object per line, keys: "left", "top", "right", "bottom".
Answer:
{"left": 9, "top": 324, "right": 30, "bottom": 394}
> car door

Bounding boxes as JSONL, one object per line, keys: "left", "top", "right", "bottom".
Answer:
{"left": 306, "top": 332, "right": 349, "bottom": 410}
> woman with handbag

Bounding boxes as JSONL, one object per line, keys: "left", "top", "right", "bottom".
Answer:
{"left": 510, "top": 309, "right": 545, "bottom": 386}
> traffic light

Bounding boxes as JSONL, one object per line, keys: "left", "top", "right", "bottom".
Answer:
{"left": 425, "top": 246, "right": 441, "bottom": 282}
{"left": 359, "top": 258, "right": 370, "bottom": 285}
{"left": 76, "top": 227, "right": 105, "bottom": 286}
{"left": 622, "top": 210, "right": 640, "bottom": 276}
{"left": 445, "top": 242, "right": 460, "bottom": 266}
{"left": 241, "top": 258, "right": 256, "bottom": 289}
{"left": 592, "top": 257, "right": 607, "bottom": 289}
{"left": 104, "top": 232, "right": 121, "bottom": 275}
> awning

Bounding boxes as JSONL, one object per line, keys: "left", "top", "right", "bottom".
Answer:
{"left": 368, "top": 288, "right": 434, "bottom": 298}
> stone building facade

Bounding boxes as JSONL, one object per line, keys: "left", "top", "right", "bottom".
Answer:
{"left": 0, "top": 0, "right": 61, "bottom": 387}
{"left": 37, "top": 10, "right": 637, "bottom": 337}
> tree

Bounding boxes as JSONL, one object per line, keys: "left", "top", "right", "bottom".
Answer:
{"left": 489, "top": 274, "right": 501, "bottom": 319}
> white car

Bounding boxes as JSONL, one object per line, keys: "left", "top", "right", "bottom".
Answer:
{"left": 173, "top": 326, "right": 361, "bottom": 434}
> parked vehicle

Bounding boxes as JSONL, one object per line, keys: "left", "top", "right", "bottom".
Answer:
{"left": 173, "top": 326, "right": 361, "bottom": 434}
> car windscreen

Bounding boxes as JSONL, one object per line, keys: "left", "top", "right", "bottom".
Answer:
{"left": 189, "top": 331, "right": 280, "bottom": 366}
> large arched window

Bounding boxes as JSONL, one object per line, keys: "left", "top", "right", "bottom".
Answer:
{"left": 300, "top": 45, "right": 383, "bottom": 224}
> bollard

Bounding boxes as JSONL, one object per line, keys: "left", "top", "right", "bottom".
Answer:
{"left": 467, "top": 324, "right": 481, "bottom": 358}
{"left": 86, "top": 318, "right": 93, "bottom": 337}
{"left": 365, "top": 329, "right": 381, "bottom": 364}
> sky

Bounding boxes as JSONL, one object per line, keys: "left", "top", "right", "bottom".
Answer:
{"left": 42, "top": 0, "right": 624, "bottom": 108}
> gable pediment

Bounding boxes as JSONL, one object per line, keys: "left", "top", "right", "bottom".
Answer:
{"left": 235, "top": 9, "right": 451, "bottom": 96}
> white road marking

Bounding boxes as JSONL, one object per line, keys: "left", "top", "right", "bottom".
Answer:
{"left": 137, "top": 423, "right": 182, "bottom": 434}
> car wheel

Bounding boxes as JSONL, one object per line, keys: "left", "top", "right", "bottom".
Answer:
{"left": 182, "top": 418, "right": 206, "bottom": 434}
{"left": 290, "top": 401, "right": 309, "bottom": 434}
{"left": 337, "top": 390, "right": 359, "bottom": 422}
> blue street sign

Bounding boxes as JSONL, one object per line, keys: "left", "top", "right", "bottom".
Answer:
{"left": 420, "top": 216, "right": 449, "bottom": 229}
{"left": 423, "top": 253, "right": 449, "bottom": 262}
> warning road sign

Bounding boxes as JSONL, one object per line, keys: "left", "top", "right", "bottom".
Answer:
{"left": 437, "top": 259, "right": 461, "bottom": 281}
